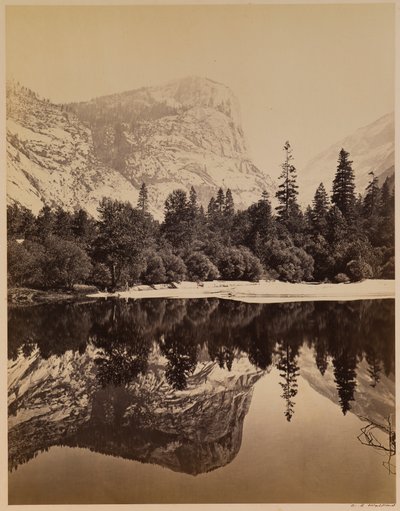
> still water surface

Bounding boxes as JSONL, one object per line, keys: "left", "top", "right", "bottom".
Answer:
{"left": 8, "top": 298, "right": 395, "bottom": 504}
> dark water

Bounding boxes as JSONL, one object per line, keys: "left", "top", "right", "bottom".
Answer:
{"left": 8, "top": 298, "right": 395, "bottom": 504}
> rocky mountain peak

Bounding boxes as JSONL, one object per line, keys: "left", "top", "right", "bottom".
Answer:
{"left": 7, "top": 77, "right": 274, "bottom": 218}
{"left": 153, "top": 76, "right": 243, "bottom": 126}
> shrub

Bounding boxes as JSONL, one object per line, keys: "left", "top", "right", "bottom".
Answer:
{"left": 303, "top": 234, "right": 335, "bottom": 281}
{"left": 161, "top": 252, "right": 187, "bottom": 283}
{"left": 141, "top": 253, "right": 166, "bottom": 285}
{"left": 217, "top": 246, "right": 263, "bottom": 281}
{"left": 333, "top": 273, "right": 350, "bottom": 284}
{"left": 262, "top": 239, "right": 314, "bottom": 282}
{"left": 240, "top": 247, "right": 264, "bottom": 281}
{"left": 7, "top": 240, "right": 45, "bottom": 288}
{"left": 346, "top": 259, "right": 373, "bottom": 282}
{"left": 8, "top": 237, "right": 92, "bottom": 289}
{"left": 43, "top": 236, "right": 92, "bottom": 288}
{"left": 217, "top": 247, "right": 246, "bottom": 280}
{"left": 185, "top": 252, "right": 220, "bottom": 281}
{"left": 379, "top": 257, "right": 395, "bottom": 279}
{"left": 89, "top": 262, "right": 112, "bottom": 290}
{"left": 120, "top": 259, "right": 146, "bottom": 288}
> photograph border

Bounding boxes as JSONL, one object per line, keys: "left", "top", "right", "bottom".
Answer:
{"left": 0, "top": 1, "right": 398, "bottom": 510}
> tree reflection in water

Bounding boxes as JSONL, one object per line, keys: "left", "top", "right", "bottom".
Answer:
{"left": 276, "top": 341, "right": 300, "bottom": 422}
{"left": 160, "top": 326, "right": 198, "bottom": 390}
{"left": 7, "top": 298, "right": 395, "bottom": 476}
{"left": 90, "top": 302, "right": 152, "bottom": 387}
{"left": 8, "top": 298, "right": 395, "bottom": 417}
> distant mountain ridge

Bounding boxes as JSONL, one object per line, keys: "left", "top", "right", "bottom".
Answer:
{"left": 300, "top": 112, "right": 394, "bottom": 205}
{"left": 6, "top": 77, "right": 275, "bottom": 218}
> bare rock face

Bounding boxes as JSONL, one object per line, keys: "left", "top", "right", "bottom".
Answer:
{"left": 7, "top": 77, "right": 275, "bottom": 219}
{"left": 6, "top": 82, "right": 142, "bottom": 217}
{"left": 8, "top": 345, "right": 264, "bottom": 474}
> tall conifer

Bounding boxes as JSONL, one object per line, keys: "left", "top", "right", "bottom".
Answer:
{"left": 331, "top": 149, "right": 356, "bottom": 220}
{"left": 275, "top": 141, "right": 300, "bottom": 228}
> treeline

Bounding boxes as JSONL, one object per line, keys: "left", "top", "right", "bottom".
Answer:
{"left": 7, "top": 143, "right": 395, "bottom": 291}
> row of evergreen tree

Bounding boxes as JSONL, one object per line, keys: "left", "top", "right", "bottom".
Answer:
{"left": 7, "top": 143, "right": 394, "bottom": 291}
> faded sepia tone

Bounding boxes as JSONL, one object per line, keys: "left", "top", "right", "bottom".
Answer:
{"left": 5, "top": 3, "right": 396, "bottom": 508}
{"left": 6, "top": 4, "right": 394, "bottom": 176}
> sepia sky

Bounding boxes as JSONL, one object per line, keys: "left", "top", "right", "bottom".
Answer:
{"left": 6, "top": 3, "right": 395, "bottom": 176}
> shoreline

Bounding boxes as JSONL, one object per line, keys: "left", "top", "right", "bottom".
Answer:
{"left": 7, "top": 286, "right": 99, "bottom": 307}
{"left": 87, "top": 279, "right": 395, "bottom": 304}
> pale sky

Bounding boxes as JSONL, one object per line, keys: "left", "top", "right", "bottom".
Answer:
{"left": 6, "top": 4, "right": 395, "bottom": 177}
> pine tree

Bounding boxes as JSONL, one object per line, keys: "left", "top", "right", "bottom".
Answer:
{"left": 137, "top": 182, "right": 149, "bottom": 213}
{"left": 188, "top": 186, "right": 199, "bottom": 227}
{"left": 34, "top": 205, "right": 55, "bottom": 240}
{"left": 326, "top": 205, "right": 347, "bottom": 245}
{"left": 275, "top": 141, "right": 300, "bottom": 229}
{"left": 379, "top": 177, "right": 393, "bottom": 218}
{"left": 223, "top": 188, "right": 235, "bottom": 239}
{"left": 215, "top": 188, "right": 225, "bottom": 213}
{"left": 207, "top": 189, "right": 230, "bottom": 240}
{"left": 72, "top": 209, "right": 96, "bottom": 248}
{"left": 246, "top": 191, "right": 273, "bottom": 252}
{"left": 363, "top": 172, "right": 380, "bottom": 218}
{"left": 207, "top": 197, "right": 217, "bottom": 218}
{"left": 7, "top": 204, "right": 35, "bottom": 239}
{"left": 53, "top": 207, "right": 74, "bottom": 239}
{"left": 311, "top": 183, "right": 329, "bottom": 234}
{"left": 362, "top": 172, "right": 381, "bottom": 245}
{"left": 224, "top": 188, "right": 234, "bottom": 217}
{"left": 187, "top": 186, "right": 208, "bottom": 245}
{"left": 376, "top": 177, "right": 395, "bottom": 253}
{"left": 305, "top": 205, "right": 313, "bottom": 231}
{"left": 161, "top": 189, "right": 192, "bottom": 251}
{"left": 189, "top": 186, "right": 198, "bottom": 212}
{"left": 331, "top": 149, "right": 356, "bottom": 220}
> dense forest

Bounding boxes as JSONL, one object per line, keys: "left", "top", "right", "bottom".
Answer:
{"left": 7, "top": 143, "right": 395, "bottom": 291}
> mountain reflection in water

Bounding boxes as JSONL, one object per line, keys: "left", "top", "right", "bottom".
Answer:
{"left": 8, "top": 298, "right": 395, "bottom": 483}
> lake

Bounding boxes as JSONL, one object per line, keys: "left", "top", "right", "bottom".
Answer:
{"left": 8, "top": 298, "right": 395, "bottom": 504}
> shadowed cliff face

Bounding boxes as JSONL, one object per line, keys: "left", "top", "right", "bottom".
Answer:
{"left": 8, "top": 344, "right": 264, "bottom": 474}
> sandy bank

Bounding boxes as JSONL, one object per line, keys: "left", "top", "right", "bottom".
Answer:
{"left": 88, "top": 279, "right": 395, "bottom": 304}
